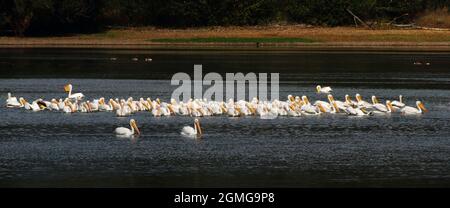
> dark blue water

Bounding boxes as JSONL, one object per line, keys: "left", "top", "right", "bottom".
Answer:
{"left": 0, "top": 49, "right": 450, "bottom": 187}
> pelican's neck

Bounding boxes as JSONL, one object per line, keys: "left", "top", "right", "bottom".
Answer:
{"left": 387, "top": 102, "right": 393, "bottom": 113}
{"left": 67, "top": 87, "right": 72, "bottom": 97}
{"left": 399, "top": 95, "right": 403, "bottom": 103}
{"left": 130, "top": 122, "right": 135, "bottom": 134}
{"left": 194, "top": 122, "right": 198, "bottom": 134}
{"left": 416, "top": 102, "right": 422, "bottom": 113}
{"left": 7, "top": 93, "right": 11, "bottom": 99}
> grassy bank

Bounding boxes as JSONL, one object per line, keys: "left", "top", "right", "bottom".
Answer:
{"left": 1, "top": 26, "right": 450, "bottom": 50}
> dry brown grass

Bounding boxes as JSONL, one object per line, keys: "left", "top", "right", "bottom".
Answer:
{"left": 416, "top": 7, "right": 450, "bottom": 28}
{"left": 1, "top": 26, "right": 450, "bottom": 46}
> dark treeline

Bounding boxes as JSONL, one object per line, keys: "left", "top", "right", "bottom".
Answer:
{"left": 1, "top": 0, "right": 450, "bottom": 36}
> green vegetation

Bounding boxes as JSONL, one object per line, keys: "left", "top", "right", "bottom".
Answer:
{"left": 1, "top": 0, "right": 450, "bottom": 36}
{"left": 149, "top": 37, "right": 315, "bottom": 43}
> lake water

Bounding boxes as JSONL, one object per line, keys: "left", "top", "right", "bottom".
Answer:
{"left": 0, "top": 49, "right": 450, "bottom": 187}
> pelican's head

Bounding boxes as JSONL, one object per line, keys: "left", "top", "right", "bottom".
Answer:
{"left": 130, "top": 119, "right": 140, "bottom": 135}
{"left": 371, "top": 96, "right": 379, "bottom": 104}
{"left": 301, "top": 96, "right": 309, "bottom": 104}
{"left": 64, "top": 84, "right": 72, "bottom": 93}
{"left": 156, "top": 98, "right": 161, "bottom": 104}
{"left": 170, "top": 98, "right": 177, "bottom": 105}
{"left": 386, "top": 100, "right": 395, "bottom": 112}
{"left": 194, "top": 119, "right": 202, "bottom": 137}
{"left": 316, "top": 85, "right": 321, "bottom": 93}
{"left": 7, "top": 92, "right": 11, "bottom": 99}
{"left": 345, "top": 94, "right": 351, "bottom": 103}
{"left": 416, "top": 101, "right": 428, "bottom": 113}
{"left": 327, "top": 94, "right": 334, "bottom": 103}
{"left": 355, "top": 94, "right": 362, "bottom": 102}
{"left": 288, "top": 95, "right": 294, "bottom": 102}
{"left": 19, "top": 97, "right": 27, "bottom": 105}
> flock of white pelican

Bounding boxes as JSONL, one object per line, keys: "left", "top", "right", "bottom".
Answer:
{"left": 5, "top": 84, "right": 428, "bottom": 138}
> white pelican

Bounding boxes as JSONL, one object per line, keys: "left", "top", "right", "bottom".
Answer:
{"left": 391, "top": 95, "right": 406, "bottom": 108}
{"left": 63, "top": 100, "right": 75, "bottom": 113}
{"left": 371, "top": 95, "right": 380, "bottom": 105}
{"left": 115, "top": 119, "right": 141, "bottom": 137}
{"left": 345, "top": 94, "right": 358, "bottom": 107}
{"left": 372, "top": 100, "right": 394, "bottom": 114}
{"left": 328, "top": 94, "right": 347, "bottom": 111}
{"left": 301, "top": 96, "right": 319, "bottom": 115}
{"left": 6, "top": 93, "right": 21, "bottom": 108}
{"left": 116, "top": 102, "right": 132, "bottom": 117}
{"left": 48, "top": 99, "right": 60, "bottom": 111}
{"left": 64, "top": 84, "right": 84, "bottom": 100}
{"left": 355, "top": 94, "right": 372, "bottom": 108}
{"left": 316, "top": 85, "right": 332, "bottom": 94}
{"left": 30, "top": 100, "right": 42, "bottom": 111}
{"left": 400, "top": 101, "right": 427, "bottom": 115}
{"left": 98, "top": 98, "right": 112, "bottom": 111}
{"left": 19, "top": 97, "right": 31, "bottom": 110}
{"left": 58, "top": 99, "right": 66, "bottom": 110}
{"left": 345, "top": 106, "right": 372, "bottom": 116}
{"left": 181, "top": 119, "right": 202, "bottom": 138}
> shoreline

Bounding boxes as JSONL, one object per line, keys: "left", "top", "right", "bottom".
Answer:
{"left": 1, "top": 26, "right": 450, "bottom": 51}
{"left": 1, "top": 42, "right": 450, "bottom": 51}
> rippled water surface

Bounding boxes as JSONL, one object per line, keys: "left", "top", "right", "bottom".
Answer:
{"left": 0, "top": 49, "right": 450, "bottom": 187}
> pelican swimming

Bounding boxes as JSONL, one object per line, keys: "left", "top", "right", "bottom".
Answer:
{"left": 6, "top": 93, "right": 21, "bottom": 108}
{"left": 344, "top": 94, "right": 358, "bottom": 107}
{"left": 391, "top": 95, "right": 406, "bottom": 108}
{"left": 372, "top": 100, "right": 394, "bottom": 114}
{"left": 400, "top": 101, "right": 427, "bottom": 115}
{"left": 316, "top": 85, "right": 332, "bottom": 94}
{"left": 116, "top": 102, "right": 132, "bottom": 117}
{"left": 181, "top": 119, "right": 202, "bottom": 138}
{"left": 115, "top": 119, "right": 140, "bottom": 137}
{"left": 301, "top": 96, "right": 320, "bottom": 115}
{"left": 328, "top": 94, "right": 347, "bottom": 111}
{"left": 64, "top": 84, "right": 84, "bottom": 101}
{"left": 63, "top": 100, "right": 75, "bottom": 113}
{"left": 355, "top": 94, "right": 373, "bottom": 109}
{"left": 48, "top": 99, "right": 60, "bottom": 111}
{"left": 345, "top": 106, "right": 372, "bottom": 116}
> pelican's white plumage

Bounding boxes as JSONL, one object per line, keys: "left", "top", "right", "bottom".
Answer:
{"left": 355, "top": 94, "right": 372, "bottom": 108}
{"left": 64, "top": 84, "right": 84, "bottom": 101}
{"left": 391, "top": 95, "right": 406, "bottom": 108}
{"left": 401, "top": 101, "right": 427, "bottom": 115}
{"left": 316, "top": 85, "right": 332, "bottom": 94}
{"left": 181, "top": 119, "right": 202, "bottom": 138}
{"left": 115, "top": 119, "right": 140, "bottom": 137}
{"left": 372, "top": 100, "right": 394, "bottom": 114}
{"left": 6, "top": 93, "right": 21, "bottom": 108}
